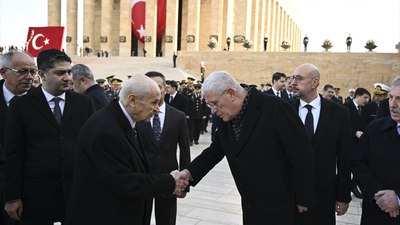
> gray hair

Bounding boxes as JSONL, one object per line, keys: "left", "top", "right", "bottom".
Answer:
{"left": 201, "top": 71, "right": 242, "bottom": 96}
{"left": 0, "top": 50, "right": 33, "bottom": 68}
{"left": 71, "top": 64, "right": 94, "bottom": 81}
{"left": 392, "top": 76, "right": 400, "bottom": 87}
{"left": 119, "top": 75, "right": 156, "bottom": 102}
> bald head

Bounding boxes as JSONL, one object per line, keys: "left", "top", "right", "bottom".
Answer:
{"left": 119, "top": 74, "right": 161, "bottom": 122}
{"left": 292, "top": 63, "right": 321, "bottom": 103}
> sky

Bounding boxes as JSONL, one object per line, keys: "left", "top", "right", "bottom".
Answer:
{"left": 0, "top": 0, "right": 399, "bottom": 53}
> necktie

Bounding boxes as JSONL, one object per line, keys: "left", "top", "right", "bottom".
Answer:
{"left": 357, "top": 106, "right": 362, "bottom": 116}
{"left": 277, "top": 91, "right": 280, "bottom": 97}
{"left": 289, "top": 93, "right": 293, "bottom": 100}
{"left": 397, "top": 125, "right": 400, "bottom": 135}
{"left": 52, "top": 97, "right": 62, "bottom": 124}
{"left": 304, "top": 105, "right": 314, "bottom": 143}
{"left": 153, "top": 112, "right": 161, "bottom": 142}
{"left": 169, "top": 95, "right": 173, "bottom": 103}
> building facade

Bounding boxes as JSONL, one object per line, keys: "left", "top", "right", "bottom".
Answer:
{"left": 48, "top": 0, "right": 302, "bottom": 57}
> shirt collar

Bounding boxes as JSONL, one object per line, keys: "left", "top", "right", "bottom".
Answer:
{"left": 2, "top": 82, "right": 28, "bottom": 105}
{"left": 299, "top": 95, "right": 321, "bottom": 109}
{"left": 159, "top": 101, "right": 166, "bottom": 115}
{"left": 352, "top": 99, "right": 360, "bottom": 108}
{"left": 41, "top": 86, "right": 66, "bottom": 102}
{"left": 118, "top": 101, "right": 136, "bottom": 129}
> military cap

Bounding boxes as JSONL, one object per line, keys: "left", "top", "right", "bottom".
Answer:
{"left": 334, "top": 87, "right": 340, "bottom": 91}
{"left": 111, "top": 78, "right": 123, "bottom": 85}
{"left": 196, "top": 80, "right": 202, "bottom": 84}
{"left": 106, "top": 75, "right": 115, "bottom": 80}
{"left": 180, "top": 80, "right": 187, "bottom": 85}
{"left": 249, "top": 84, "right": 257, "bottom": 88}
{"left": 194, "top": 84, "right": 202, "bottom": 89}
{"left": 96, "top": 78, "right": 106, "bottom": 84}
{"left": 187, "top": 76, "right": 195, "bottom": 82}
{"left": 373, "top": 83, "right": 390, "bottom": 95}
{"left": 348, "top": 88, "right": 355, "bottom": 93}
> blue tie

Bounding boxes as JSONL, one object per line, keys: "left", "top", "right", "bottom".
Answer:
{"left": 397, "top": 125, "right": 400, "bottom": 135}
{"left": 153, "top": 113, "right": 161, "bottom": 141}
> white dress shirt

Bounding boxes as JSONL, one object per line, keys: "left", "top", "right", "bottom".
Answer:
{"left": 298, "top": 95, "right": 321, "bottom": 133}
{"left": 151, "top": 102, "right": 166, "bottom": 131}
{"left": 41, "top": 87, "right": 66, "bottom": 114}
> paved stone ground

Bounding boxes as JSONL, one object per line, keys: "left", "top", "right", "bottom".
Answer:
{"left": 149, "top": 129, "right": 363, "bottom": 225}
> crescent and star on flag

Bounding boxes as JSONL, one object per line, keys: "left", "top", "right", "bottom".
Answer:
{"left": 27, "top": 29, "right": 50, "bottom": 51}
{"left": 131, "top": 0, "right": 146, "bottom": 42}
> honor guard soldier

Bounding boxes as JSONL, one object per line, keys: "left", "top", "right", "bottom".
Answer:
{"left": 187, "top": 84, "right": 206, "bottom": 145}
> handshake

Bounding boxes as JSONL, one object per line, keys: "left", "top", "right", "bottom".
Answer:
{"left": 170, "top": 169, "right": 192, "bottom": 197}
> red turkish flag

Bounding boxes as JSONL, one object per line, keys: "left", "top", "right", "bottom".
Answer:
{"left": 131, "top": 0, "right": 166, "bottom": 43}
{"left": 26, "top": 26, "right": 64, "bottom": 57}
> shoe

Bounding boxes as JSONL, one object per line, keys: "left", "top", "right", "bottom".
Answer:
{"left": 204, "top": 129, "right": 208, "bottom": 133}
{"left": 201, "top": 131, "right": 204, "bottom": 134}
{"left": 352, "top": 186, "right": 363, "bottom": 199}
{"left": 190, "top": 141, "right": 193, "bottom": 146}
{"left": 194, "top": 141, "right": 199, "bottom": 145}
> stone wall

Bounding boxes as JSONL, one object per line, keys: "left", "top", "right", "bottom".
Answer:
{"left": 177, "top": 51, "right": 400, "bottom": 93}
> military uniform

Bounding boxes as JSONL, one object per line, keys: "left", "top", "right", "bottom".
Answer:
{"left": 187, "top": 85, "right": 206, "bottom": 145}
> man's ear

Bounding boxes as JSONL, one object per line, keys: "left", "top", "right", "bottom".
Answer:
{"left": 38, "top": 70, "right": 46, "bottom": 81}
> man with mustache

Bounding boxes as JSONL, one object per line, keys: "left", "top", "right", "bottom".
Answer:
{"left": 352, "top": 76, "right": 400, "bottom": 225}
{"left": 3, "top": 49, "right": 95, "bottom": 225}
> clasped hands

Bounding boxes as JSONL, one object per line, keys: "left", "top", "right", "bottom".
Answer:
{"left": 374, "top": 190, "right": 400, "bottom": 218}
{"left": 170, "top": 169, "right": 192, "bottom": 197}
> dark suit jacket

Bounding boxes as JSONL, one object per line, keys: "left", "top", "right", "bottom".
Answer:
{"left": 375, "top": 98, "right": 391, "bottom": 119}
{"left": 165, "top": 92, "right": 188, "bottom": 114}
{"left": 4, "top": 87, "right": 95, "bottom": 223}
{"left": 84, "top": 84, "right": 109, "bottom": 110}
{"left": 136, "top": 104, "right": 190, "bottom": 175}
{"left": 344, "top": 100, "right": 374, "bottom": 149}
{"left": 264, "top": 88, "right": 277, "bottom": 96}
{"left": 0, "top": 80, "right": 8, "bottom": 183}
{"left": 65, "top": 102, "right": 176, "bottom": 225}
{"left": 186, "top": 88, "right": 315, "bottom": 225}
{"left": 294, "top": 97, "right": 352, "bottom": 225}
{"left": 352, "top": 117, "right": 400, "bottom": 225}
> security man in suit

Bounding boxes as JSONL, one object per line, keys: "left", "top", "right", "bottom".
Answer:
{"left": 187, "top": 84, "right": 206, "bottom": 145}
{"left": 4, "top": 49, "right": 95, "bottom": 225}
{"left": 71, "top": 64, "right": 109, "bottom": 110}
{"left": 0, "top": 50, "right": 36, "bottom": 225}
{"left": 136, "top": 71, "right": 191, "bottom": 225}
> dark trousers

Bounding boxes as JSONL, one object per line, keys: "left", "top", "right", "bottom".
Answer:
{"left": 189, "top": 119, "right": 202, "bottom": 142}
{"left": 144, "top": 196, "right": 177, "bottom": 225}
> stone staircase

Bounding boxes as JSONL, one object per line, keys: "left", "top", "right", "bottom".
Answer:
{"left": 71, "top": 55, "right": 190, "bottom": 82}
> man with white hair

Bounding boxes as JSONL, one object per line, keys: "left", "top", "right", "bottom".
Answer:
{"left": 352, "top": 76, "right": 400, "bottom": 224}
{"left": 65, "top": 74, "right": 188, "bottom": 225}
{"left": 177, "top": 71, "right": 315, "bottom": 225}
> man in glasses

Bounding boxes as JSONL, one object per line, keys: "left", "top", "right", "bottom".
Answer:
{"left": 291, "top": 63, "right": 351, "bottom": 225}
{"left": 3, "top": 49, "right": 95, "bottom": 225}
{"left": 0, "top": 50, "right": 36, "bottom": 224}
{"left": 177, "top": 71, "right": 315, "bottom": 225}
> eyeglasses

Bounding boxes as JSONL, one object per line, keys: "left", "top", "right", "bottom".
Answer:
{"left": 206, "top": 89, "right": 227, "bottom": 109}
{"left": 2, "top": 66, "right": 38, "bottom": 76}
{"left": 291, "top": 75, "right": 305, "bottom": 82}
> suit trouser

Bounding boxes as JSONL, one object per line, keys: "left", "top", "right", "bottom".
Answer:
{"left": 189, "top": 119, "right": 202, "bottom": 142}
{"left": 154, "top": 196, "right": 177, "bottom": 225}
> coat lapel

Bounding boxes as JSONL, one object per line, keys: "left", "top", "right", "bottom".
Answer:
{"left": 31, "top": 87, "right": 60, "bottom": 128}
{"left": 313, "top": 98, "right": 334, "bottom": 149}
{"left": 236, "top": 89, "right": 262, "bottom": 155}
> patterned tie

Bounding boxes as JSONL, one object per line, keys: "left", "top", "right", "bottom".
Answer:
{"left": 153, "top": 112, "right": 161, "bottom": 141}
{"left": 52, "top": 97, "right": 62, "bottom": 124}
{"left": 304, "top": 105, "right": 314, "bottom": 143}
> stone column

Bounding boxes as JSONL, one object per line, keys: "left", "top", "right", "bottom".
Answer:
{"left": 66, "top": 0, "right": 78, "bottom": 55}
{"left": 83, "top": 0, "right": 95, "bottom": 54}
{"left": 232, "top": 0, "right": 247, "bottom": 51}
{"left": 269, "top": 0, "right": 276, "bottom": 51}
{"left": 48, "top": 0, "right": 61, "bottom": 26}
{"left": 100, "top": 0, "right": 113, "bottom": 55}
{"left": 186, "top": 0, "right": 201, "bottom": 51}
{"left": 210, "top": 0, "right": 224, "bottom": 51}
{"left": 145, "top": 0, "right": 157, "bottom": 57}
{"left": 165, "top": 0, "right": 179, "bottom": 56}
{"left": 119, "top": 0, "right": 131, "bottom": 57}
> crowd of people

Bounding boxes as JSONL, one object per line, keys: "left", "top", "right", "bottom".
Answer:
{"left": 0, "top": 48, "right": 399, "bottom": 225}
